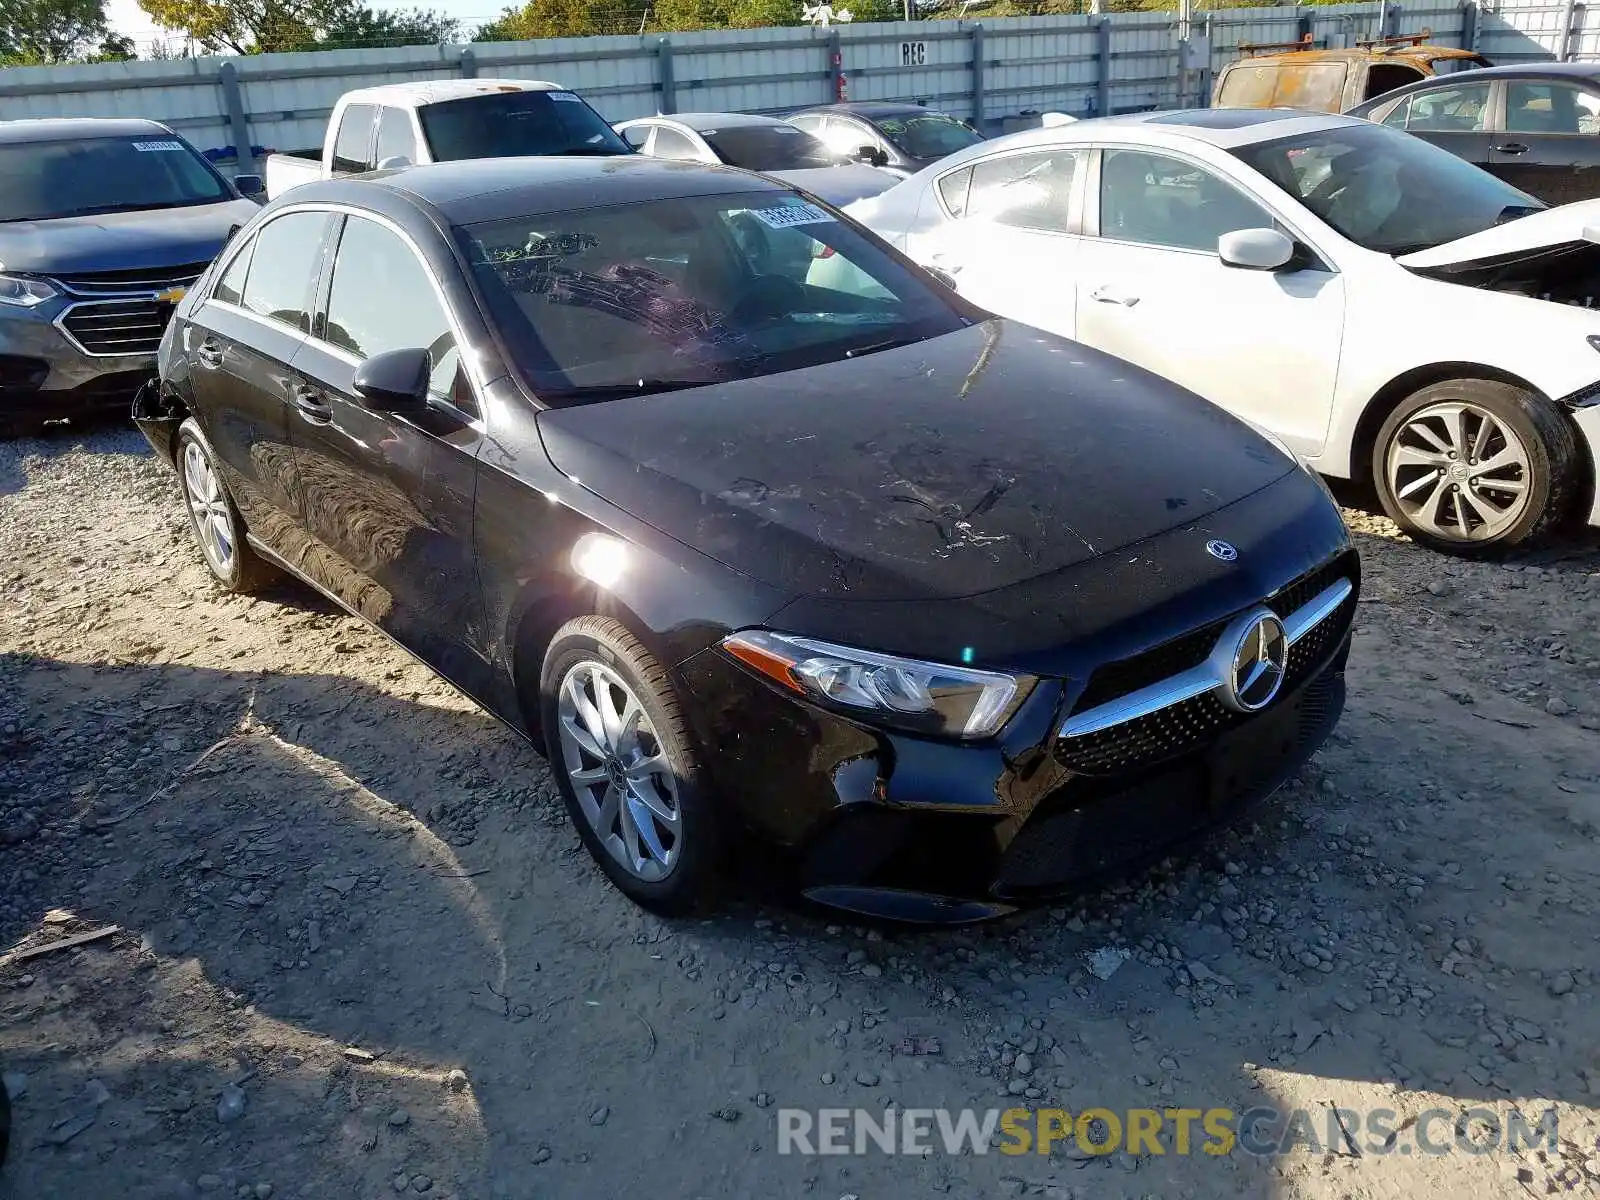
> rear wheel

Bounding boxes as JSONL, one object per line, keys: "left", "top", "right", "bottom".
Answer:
{"left": 1372, "top": 379, "right": 1579, "bottom": 555}
{"left": 539, "top": 617, "right": 720, "bottom": 915}
{"left": 176, "top": 419, "right": 276, "bottom": 592}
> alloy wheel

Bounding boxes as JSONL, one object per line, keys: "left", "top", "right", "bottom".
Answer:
{"left": 182, "top": 440, "right": 236, "bottom": 574}
{"left": 1384, "top": 400, "right": 1532, "bottom": 543}
{"left": 555, "top": 660, "right": 681, "bottom": 882}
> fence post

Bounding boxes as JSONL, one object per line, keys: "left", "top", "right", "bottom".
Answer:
{"left": 827, "top": 29, "right": 844, "bottom": 102}
{"left": 1459, "top": 0, "right": 1477, "bottom": 51}
{"left": 1558, "top": 0, "right": 1578, "bottom": 59}
{"left": 1295, "top": 7, "right": 1312, "bottom": 43}
{"left": 1096, "top": 18, "right": 1111, "bottom": 118}
{"left": 970, "top": 23, "right": 985, "bottom": 130}
{"left": 459, "top": 47, "right": 477, "bottom": 77}
{"left": 656, "top": 37, "right": 676, "bottom": 113}
{"left": 1384, "top": 3, "right": 1401, "bottom": 38}
{"left": 216, "top": 61, "right": 252, "bottom": 175}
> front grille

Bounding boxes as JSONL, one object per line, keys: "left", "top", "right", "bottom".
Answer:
{"left": 60, "top": 300, "right": 170, "bottom": 357}
{"left": 53, "top": 262, "right": 208, "bottom": 297}
{"left": 1265, "top": 557, "right": 1348, "bottom": 623}
{"left": 1001, "top": 670, "right": 1344, "bottom": 894}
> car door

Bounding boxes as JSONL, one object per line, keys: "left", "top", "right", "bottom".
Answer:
{"left": 1490, "top": 78, "right": 1600, "bottom": 204}
{"left": 287, "top": 212, "right": 491, "bottom": 689}
{"left": 183, "top": 209, "right": 333, "bottom": 554}
{"left": 1073, "top": 147, "right": 1344, "bottom": 455}
{"left": 912, "top": 148, "right": 1086, "bottom": 337}
{"left": 1391, "top": 79, "right": 1495, "bottom": 170}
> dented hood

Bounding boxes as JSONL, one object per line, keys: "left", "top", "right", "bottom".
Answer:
{"left": 1396, "top": 198, "right": 1600, "bottom": 271}
{"left": 537, "top": 321, "right": 1295, "bottom": 603}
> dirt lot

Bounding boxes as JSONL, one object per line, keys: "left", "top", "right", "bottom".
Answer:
{"left": 1, "top": 425, "right": 1598, "bottom": 1200}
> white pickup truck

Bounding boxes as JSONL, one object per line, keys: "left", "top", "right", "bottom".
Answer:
{"left": 263, "top": 79, "right": 632, "bottom": 199}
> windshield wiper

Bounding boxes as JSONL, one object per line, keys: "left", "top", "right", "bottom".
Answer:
{"left": 844, "top": 333, "right": 925, "bottom": 359}
{"left": 51, "top": 201, "right": 193, "bottom": 218}
{"left": 552, "top": 378, "right": 719, "bottom": 401}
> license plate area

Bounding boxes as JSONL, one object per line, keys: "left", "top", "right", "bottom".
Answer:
{"left": 1209, "top": 695, "right": 1301, "bottom": 806}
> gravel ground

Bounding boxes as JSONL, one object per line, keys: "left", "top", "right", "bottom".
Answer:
{"left": 1, "top": 425, "right": 1598, "bottom": 1200}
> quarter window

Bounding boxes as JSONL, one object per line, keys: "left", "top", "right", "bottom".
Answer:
{"left": 965, "top": 150, "right": 1079, "bottom": 234}
{"left": 1404, "top": 83, "right": 1490, "bottom": 133}
{"left": 323, "top": 216, "right": 461, "bottom": 403}
{"left": 1505, "top": 80, "right": 1600, "bottom": 135}
{"left": 936, "top": 166, "right": 972, "bottom": 217}
{"left": 239, "top": 211, "right": 329, "bottom": 332}
{"left": 212, "top": 241, "right": 252, "bottom": 306}
{"left": 374, "top": 106, "right": 417, "bottom": 166}
{"left": 331, "top": 103, "right": 377, "bottom": 174}
{"left": 1098, "top": 149, "right": 1273, "bottom": 252}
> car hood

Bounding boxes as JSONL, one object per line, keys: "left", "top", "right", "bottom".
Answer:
{"left": 767, "top": 164, "right": 899, "bottom": 207}
{"left": 0, "top": 199, "right": 258, "bottom": 275}
{"left": 1395, "top": 197, "right": 1600, "bottom": 270}
{"left": 537, "top": 320, "right": 1296, "bottom": 603}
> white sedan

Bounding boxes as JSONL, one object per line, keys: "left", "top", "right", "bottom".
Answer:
{"left": 834, "top": 109, "right": 1600, "bottom": 554}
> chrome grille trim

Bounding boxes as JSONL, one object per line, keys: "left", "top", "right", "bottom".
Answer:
{"left": 54, "top": 299, "right": 169, "bottom": 358}
{"left": 1060, "top": 577, "right": 1353, "bottom": 740}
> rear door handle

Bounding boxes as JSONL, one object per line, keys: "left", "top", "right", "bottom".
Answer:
{"left": 196, "top": 339, "right": 225, "bottom": 369}
{"left": 1492, "top": 142, "right": 1530, "bottom": 155}
{"left": 1090, "top": 285, "right": 1140, "bottom": 307}
{"left": 292, "top": 385, "right": 332, "bottom": 425}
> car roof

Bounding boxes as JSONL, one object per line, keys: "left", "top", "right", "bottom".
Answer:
{"left": 1227, "top": 44, "right": 1483, "bottom": 66}
{"left": 0, "top": 117, "right": 173, "bottom": 145}
{"left": 944, "top": 107, "right": 1356, "bottom": 156}
{"left": 797, "top": 102, "right": 942, "bottom": 119}
{"left": 624, "top": 112, "right": 790, "bottom": 132}
{"left": 337, "top": 78, "right": 566, "bottom": 108}
{"left": 288, "top": 155, "right": 795, "bottom": 225}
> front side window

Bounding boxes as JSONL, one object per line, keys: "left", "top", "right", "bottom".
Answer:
{"left": 702, "top": 125, "right": 838, "bottom": 171}
{"left": 239, "top": 211, "right": 330, "bottom": 331}
{"left": 322, "top": 217, "right": 458, "bottom": 400}
{"left": 1378, "top": 96, "right": 1412, "bottom": 128}
{"left": 374, "top": 107, "right": 417, "bottom": 166}
{"left": 817, "top": 118, "right": 876, "bottom": 158}
{"left": 875, "top": 112, "right": 983, "bottom": 159}
{"left": 1505, "top": 80, "right": 1600, "bottom": 134}
{"left": 456, "top": 191, "right": 966, "bottom": 402}
{"left": 1232, "top": 121, "right": 1544, "bottom": 254}
{"left": 1098, "top": 149, "right": 1272, "bottom": 251}
{"left": 0, "top": 134, "right": 231, "bottom": 223}
{"left": 1404, "top": 82, "right": 1491, "bottom": 132}
{"left": 332, "top": 104, "right": 377, "bottom": 174}
{"left": 212, "top": 240, "right": 253, "bottom": 305}
{"left": 965, "top": 150, "right": 1079, "bottom": 234}
{"left": 620, "top": 124, "right": 652, "bottom": 149}
{"left": 417, "top": 90, "right": 631, "bottom": 161}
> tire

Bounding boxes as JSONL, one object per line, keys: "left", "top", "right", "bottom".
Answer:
{"left": 175, "top": 419, "right": 277, "bottom": 593}
{"left": 539, "top": 616, "right": 720, "bottom": 915}
{"left": 1371, "top": 378, "right": 1580, "bottom": 556}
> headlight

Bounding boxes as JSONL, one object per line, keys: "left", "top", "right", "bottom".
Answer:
{"left": 0, "top": 274, "right": 57, "bottom": 308}
{"left": 722, "top": 629, "right": 1031, "bottom": 740}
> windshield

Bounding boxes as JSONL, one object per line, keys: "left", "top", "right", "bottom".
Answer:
{"left": 876, "top": 112, "right": 984, "bottom": 160}
{"left": 458, "top": 189, "right": 965, "bottom": 403}
{"left": 702, "top": 125, "right": 839, "bottom": 171}
{"left": 0, "top": 135, "right": 231, "bottom": 223}
{"left": 417, "top": 90, "right": 632, "bottom": 162}
{"left": 1230, "top": 121, "right": 1544, "bottom": 254}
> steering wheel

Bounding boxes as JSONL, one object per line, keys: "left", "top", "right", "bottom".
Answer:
{"left": 729, "top": 274, "right": 806, "bottom": 324}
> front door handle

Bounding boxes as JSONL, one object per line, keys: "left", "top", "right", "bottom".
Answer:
{"left": 1492, "top": 142, "right": 1530, "bottom": 155}
{"left": 1090, "top": 285, "right": 1140, "bottom": 307}
{"left": 292, "top": 385, "right": 332, "bottom": 425}
{"left": 196, "top": 339, "right": 225, "bottom": 369}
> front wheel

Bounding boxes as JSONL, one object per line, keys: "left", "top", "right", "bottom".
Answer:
{"left": 539, "top": 617, "right": 720, "bottom": 915}
{"left": 1372, "top": 379, "right": 1580, "bottom": 555}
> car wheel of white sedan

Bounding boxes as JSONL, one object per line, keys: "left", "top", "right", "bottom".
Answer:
{"left": 1372, "top": 380, "right": 1580, "bottom": 555}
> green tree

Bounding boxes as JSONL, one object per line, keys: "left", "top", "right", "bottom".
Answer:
{"left": 652, "top": 0, "right": 798, "bottom": 32}
{"left": 0, "top": 0, "right": 119, "bottom": 64}
{"left": 475, "top": 0, "right": 647, "bottom": 39}
{"left": 136, "top": 0, "right": 455, "bottom": 53}
{"left": 318, "top": 4, "right": 459, "bottom": 47}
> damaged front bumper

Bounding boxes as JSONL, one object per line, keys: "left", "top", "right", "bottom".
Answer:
{"left": 132, "top": 377, "right": 184, "bottom": 465}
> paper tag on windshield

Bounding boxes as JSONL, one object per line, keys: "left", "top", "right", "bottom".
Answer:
{"left": 132, "top": 140, "right": 185, "bottom": 152}
{"left": 749, "top": 202, "right": 835, "bottom": 230}
{"left": 548, "top": 92, "right": 583, "bottom": 103}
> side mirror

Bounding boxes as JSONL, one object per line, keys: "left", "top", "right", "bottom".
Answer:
{"left": 353, "top": 347, "right": 430, "bottom": 413}
{"left": 855, "top": 144, "right": 889, "bottom": 168}
{"left": 376, "top": 155, "right": 412, "bottom": 170}
{"left": 234, "top": 174, "right": 264, "bottom": 197}
{"left": 1218, "top": 227, "right": 1296, "bottom": 271}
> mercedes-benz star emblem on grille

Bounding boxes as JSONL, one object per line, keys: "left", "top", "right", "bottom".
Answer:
{"left": 1216, "top": 610, "right": 1288, "bottom": 713}
{"left": 1205, "top": 539, "right": 1238, "bottom": 562}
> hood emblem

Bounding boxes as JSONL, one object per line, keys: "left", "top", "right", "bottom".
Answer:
{"left": 1215, "top": 609, "right": 1288, "bottom": 714}
{"left": 152, "top": 286, "right": 188, "bottom": 305}
{"left": 1206, "top": 539, "right": 1238, "bottom": 562}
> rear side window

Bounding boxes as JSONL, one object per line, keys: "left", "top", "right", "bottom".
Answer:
{"left": 965, "top": 150, "right": 1078, "bottom": 233}
{"left": 1506, "top": 80, "right": 1600, "bottom": 134}
{"left": 1217, "top": 64, "right": 1279, "bottom": 108}
{"left": 374, "top": 106, "right": 417, "bottom": 166}
{"left": 332, "top": 103, "right": 377, "bottom": 174}
{"left": 239, "top": 211, "right": 330, "bottom": 332}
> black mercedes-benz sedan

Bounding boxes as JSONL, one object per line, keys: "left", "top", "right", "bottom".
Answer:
{"left": 134, "top": 155, "right": 1359, "bottom": 922}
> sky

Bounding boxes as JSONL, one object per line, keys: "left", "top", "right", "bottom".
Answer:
{"left": 106, "top": 0, "right": 507, "bottom": 45}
